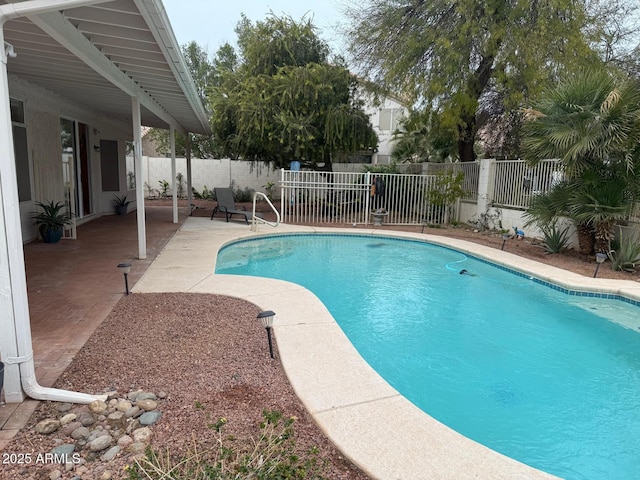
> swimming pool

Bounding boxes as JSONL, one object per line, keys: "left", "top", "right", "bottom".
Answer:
{"left": 216, "top": 233, "right": 640, "bottom": 480}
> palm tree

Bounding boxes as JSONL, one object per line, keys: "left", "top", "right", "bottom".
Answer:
{"left": 522, "top": 69, "right": 640, "bottom": 254}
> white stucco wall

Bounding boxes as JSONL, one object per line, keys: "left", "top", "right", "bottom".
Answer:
{"left": 10, "top": 75, "right": 133, "bottom": 242}
{"left": 140, "top": 157, "right": 280, "bottom": 199}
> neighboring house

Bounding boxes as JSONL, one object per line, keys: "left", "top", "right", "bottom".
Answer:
{"left": 0, "top": 0, "right": 210, "bottom": 404}
{"left": 333, "top": 90, "right": 408, "bottom": 171}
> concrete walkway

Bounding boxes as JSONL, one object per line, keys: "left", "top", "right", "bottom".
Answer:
{"left": 133, "top": 218, "right": 640, "bottom": 480}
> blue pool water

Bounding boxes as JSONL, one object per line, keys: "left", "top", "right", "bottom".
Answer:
{"left": 215, "top": 234, "right": 640, "bottom": 480}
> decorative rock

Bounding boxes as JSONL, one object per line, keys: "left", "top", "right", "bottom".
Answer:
{"left": 129, "top": 391, "right": 156, "bottom": 402}
{"left": 49, "top": 469, "right": 62, "bottom": 480}
{"left": 127, "top": 442, "right": 146, "bottom": 454}
{"left": 87, "top": 435, "right": 113, "bottom": 452}
{"left": 107, "top": 411, "right": 125, "bottom": 426}
{"left": 115, "top": 400, "right": 132, "bottom": 412}
{"left": 36, "top": 418, "right": 61, "bottom": 434}
{"left": 157, "top": 391, "right": 167, "bottom": 399}
{"left": 100, "top": 470, "right": 113, "bottom": 480}
{"left": 60, "top": 413, "right": 77, "bottom": 426}
{"left": 101, "top": 445, "right": 121, "bottom": 462}
{"left": 71, "top": 426, "right": 90, "bottom": 440}
{"left": 88, "top": 400, "right": 108, "bottom": 415}
{"left": 117, "top": 435, "right": 133, "bottom": 448}
{"left": 50, "top": 444, "right": 75, "bottom": 458}
{"left": 136, "top": 399, "right": 157, "bottom": 411}
{"left": 124, "top": 406, "right": 139, "bottom": 418}
{"left": 138, "top": 411, "right": 162, "bottom": 426}
{"left": 65, "top": 461, "right": 75, "bottom": 472}
{"left": 108, "top": 398, "right": 118, "bottom": 407}
{"left": 132, "top": 427, "right": 152, "bottom": 443}
{"left": 76, "top": 412, "right": 96, "bottom": 427}
{"left": 56, "top": 403, "right": 73, "bottom": 413}
{"left": 62, "top": 421, "right": 83, "bottom": 436}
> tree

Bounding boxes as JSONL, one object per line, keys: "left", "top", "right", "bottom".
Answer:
{"left": 148, "top": 41, "right": 224, "bottom": 159}
{"left": 391, "top": 109, "right": 457, "bottom": 163}
{"left": 344, "top": 0, "right": 605, "bottom": 161}
{"left": 209, "top": 14, "right": 377, "bottom": 170}
{"left": 522, "top": 69, "right": 640, "bottom": 253}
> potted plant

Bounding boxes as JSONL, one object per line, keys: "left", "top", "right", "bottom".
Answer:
{"left": 31, "top": 200, "right": 72, "bottom": 243}
{"left": 113, "top": 194, "right": 130, "bottom": 215}
{"left": 371, "top": 208, "right": 389, "bottom": 226}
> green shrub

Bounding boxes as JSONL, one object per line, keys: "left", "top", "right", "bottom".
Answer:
{"left": 192, "top": 186, "right": 215, "bottom": 201}
{"left": 540, "top": 223, "right": 571, "bottom": 254}
{"left": 608, "top": 230, "right": 640, "bottom": 272}
{"left": 126, "top": 410, "right": 328, "bottom": 480}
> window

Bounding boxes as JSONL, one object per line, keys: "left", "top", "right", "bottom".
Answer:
{"left": 11, "top": 98, "right": 31, "bottom": 202}
{"left": 378, "top": 108, "right": 403, "bottom": 131}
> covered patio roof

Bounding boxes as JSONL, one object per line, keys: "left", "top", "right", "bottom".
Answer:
{"left": 2, "top": 0, "right": 210, "bottom": 135}
{"left": 0, "top": 0, "right": 211, "bottom": 406}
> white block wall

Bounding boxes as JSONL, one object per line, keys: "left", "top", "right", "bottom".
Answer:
{"left": 140, "top": 157, "right": 280, "bottom": 197}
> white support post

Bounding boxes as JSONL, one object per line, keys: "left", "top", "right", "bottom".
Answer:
{"left": 170, "top": 125, "right": 177, "bottom": 223}
{"left": 0, "top": 27, "right": 25, "bottom": 402}
{"left": 186, "top": 134, "right": 192, "bottom": 212}
{"left": 132, "top": 96, "right": 146, "bottom": 260}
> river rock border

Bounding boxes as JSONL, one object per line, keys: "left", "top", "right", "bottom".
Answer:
{"left": 31, "top": 390, "right": 164, "bottom": 480}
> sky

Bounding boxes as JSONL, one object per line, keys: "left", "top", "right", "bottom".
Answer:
{"left": 162, "top": 0, "right": 348, "bottom": 56}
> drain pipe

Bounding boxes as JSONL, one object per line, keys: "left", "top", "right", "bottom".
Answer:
{"left": 4, "top": 353, "right": 107, "bottom": 404}
{"left": 0, "top": 0, "right": 111, "bottom": 405}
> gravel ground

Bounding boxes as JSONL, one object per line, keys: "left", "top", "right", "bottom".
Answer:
{"left": 0, "top": 293, "right": 369, "bottom": 480}
{"left": 2, "top": 203, "right": 638, "bottom": 480}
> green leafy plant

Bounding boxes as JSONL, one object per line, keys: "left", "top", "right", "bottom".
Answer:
{"left": 539, "top": 223, "right": 571, "bottom": 254}
{"left": 31, "top": 200, "right": 72, "bottom": 230}
{"left": 31, "top": 200, "right": 72, "bottom": 243}
{"left": 263, "top": 181, "right": 276, "bottom": 201}
{"left": 158, "top": 179, "right": 170, "bottom": 198}
{"left": 607, "top": 230, "right": 640, "bottom": 272}
{"left": 113, "top": 194, "right": 130, "bottom": 207}
{"left": 192, "top": 186, "right": 215, "bottom": 201}
{"left": 126, "top": 410, "right": 328, "bottom": 480}
{"left": 426, "top": 170, "right": 465, "bottom": 224}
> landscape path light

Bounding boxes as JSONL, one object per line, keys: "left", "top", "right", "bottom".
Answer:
{"left": 117, "top": 262, "right": 132, "bottom": 294}
{"left": 593, "top": 253, "right": 607, "bottom": 278}
{"left": 501, "top": 233, "right": 510, "bottom": 251}
{"left": 257, "top": 310, "right": 276, "bottom": 359}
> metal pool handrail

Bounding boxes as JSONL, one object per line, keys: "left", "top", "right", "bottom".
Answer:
{"left": 251, "top": 192, "right": 280, "bottom": 231}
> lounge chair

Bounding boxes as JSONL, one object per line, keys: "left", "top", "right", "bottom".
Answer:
{"left": 210, "top": 187, "right": 262, "bottom": 224}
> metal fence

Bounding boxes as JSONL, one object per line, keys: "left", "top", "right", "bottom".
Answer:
{"left": 492, "top": 159, "right": 562, "bottom": 209}
{"left": 280, "top": 170, "right": 448, "bottom": 225}
{"left": 278, "top": 159, "right": 566, "bottom": 225}
{"left": 423, "top": 162, "right": 479, "bottom": 202}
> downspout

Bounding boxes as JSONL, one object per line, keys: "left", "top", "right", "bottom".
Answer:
{"left": 0, "top": 0, "right": 111, "bottom": 404}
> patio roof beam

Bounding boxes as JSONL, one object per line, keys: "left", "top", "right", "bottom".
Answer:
{"left": 25, "top": 9, "right": 187, "bottom": 135}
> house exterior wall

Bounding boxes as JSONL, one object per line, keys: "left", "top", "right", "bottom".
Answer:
{"left": 366, "top": 95, "right": 407, "bottom": 165}
{"left": 9, "top": 76, "right": 133, "bottom": 242}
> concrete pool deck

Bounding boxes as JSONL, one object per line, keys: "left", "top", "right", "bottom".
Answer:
{"left": 134, "top": 217, "right": 640, "bottom": 480}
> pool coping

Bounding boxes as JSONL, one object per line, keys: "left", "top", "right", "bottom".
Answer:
{"left": 134, "top": 219, "right": 640, "bottom": 480}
